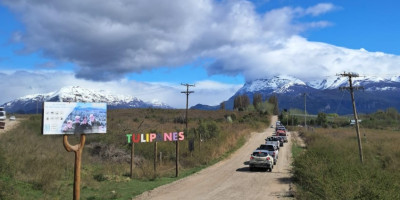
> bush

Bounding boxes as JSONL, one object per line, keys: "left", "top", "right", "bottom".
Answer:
{"left": 93, "top": 174, "right": 107, "bottom": 182}
{"left": 173, "top": 116, "right": 185, "bottom": 124}
{"left": 194, "top": 121, "right": 221, "bottom": 140}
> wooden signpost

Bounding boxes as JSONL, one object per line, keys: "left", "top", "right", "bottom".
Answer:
{"left": 42, "top": 102, "right": 107, "bottom": 200}
{"left": 63, "top": 134, "right": 86, "bottom": 200}
{"left": 0, "top": 121, "right": 5, "bottom": 129}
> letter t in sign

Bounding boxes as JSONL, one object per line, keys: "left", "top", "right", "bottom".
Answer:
{"left": 126, "top": 134, "right": 132, "bottom": 143}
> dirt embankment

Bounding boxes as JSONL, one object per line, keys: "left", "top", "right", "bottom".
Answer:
{"left": 134, "top": 116, "right": 297, "bottom": 200}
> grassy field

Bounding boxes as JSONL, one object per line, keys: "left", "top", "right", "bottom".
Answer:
{"left": 292, "top": 127, "right": 400, "bottom": 199}
{"left": 0, "top": 108, "right": 270, "bottom": 200}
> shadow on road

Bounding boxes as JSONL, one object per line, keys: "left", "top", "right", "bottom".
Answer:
{"left": 277, "top": 177, "right": 292, "bottom": 184}
{"left": 236, "top": 167, "right": 274, "bottom": 173}
{"left": 236, "top": 167, "right": 250, "bottom": 172}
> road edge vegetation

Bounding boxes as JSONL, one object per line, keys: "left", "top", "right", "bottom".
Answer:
{"left": 292, "top": 128, "right": 400, "bottom": 199}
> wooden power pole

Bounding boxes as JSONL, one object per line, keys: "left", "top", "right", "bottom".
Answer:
{"left": 304, "top": 93, "right": 307, "bottom": 128}
{"left": 179, "top": 83, "right": 195, "bottom": 177}
{"left": 339, "top": 72, "right": 364, "bottom": 164}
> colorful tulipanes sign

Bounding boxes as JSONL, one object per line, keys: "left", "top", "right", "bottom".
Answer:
{"left": 42, "top": 102, "right": 107, "bottom": 135}
{"left": 126, "top": 132, "right": 184, "bottom": 143}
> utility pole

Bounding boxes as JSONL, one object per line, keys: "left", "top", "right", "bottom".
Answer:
{"left": 339, "top": 72, "right": 364, "bottom": 164}
{"left": 304, "top": 93, "right": 307, "bottom": 128}
{"left": 179, "top": 83, "right": 195, "bottom": 177}
{"left": 181, "top": 83, "right": 195, "bottom": 128}
{"left": 287, "top": 111, "right": 289, "bottom": 127}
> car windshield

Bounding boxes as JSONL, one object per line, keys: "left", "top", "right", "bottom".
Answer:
{"left": 252, "top": 152, "right": 269, "bottom": 157}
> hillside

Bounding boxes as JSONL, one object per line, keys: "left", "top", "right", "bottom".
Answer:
{"left": 223, "top": 75, "right": 400, "bottom": 114}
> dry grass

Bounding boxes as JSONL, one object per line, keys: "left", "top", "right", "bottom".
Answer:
{"left": 0, "top": 109, "right": 269, "bottom": 199}
{"left": 293, "top": 127, "right": 400, "bottom": 199}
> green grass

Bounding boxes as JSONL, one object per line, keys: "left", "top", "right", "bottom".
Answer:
{"left": 293, "top": 128, "right": 400, "bottom": 199}
{"left": 291, "top": 139, "right": 304, "bottom": 159}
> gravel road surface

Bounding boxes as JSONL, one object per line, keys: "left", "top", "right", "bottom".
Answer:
{"left": 134, "top": 116, "right": 295, "bottom": 200}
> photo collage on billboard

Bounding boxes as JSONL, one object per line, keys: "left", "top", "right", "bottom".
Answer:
{"left": 42, "top": 102, "right": 107, "bottom": 135}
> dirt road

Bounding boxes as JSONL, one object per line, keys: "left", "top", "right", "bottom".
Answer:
{"left": 134, "top": 116, "right": 294, "bottom": 200}
{"left": 0, "top": 119, "right": 20, "bottom": 136}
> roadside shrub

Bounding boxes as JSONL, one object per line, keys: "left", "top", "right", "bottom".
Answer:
{"left": 93, "top": 174, "right": 107, "bottom": 182}
{"left": 173, "top": 116, "right": 185, "bottom": 124}
{"left": 196, "top": 121, "right": 220, "bottom": 140}
{"left": 230, "top": 113, "right": 237, "bottom": 121}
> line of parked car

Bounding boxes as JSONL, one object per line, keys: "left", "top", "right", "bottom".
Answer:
{"left": 0, "top": 107, "right": 16, "bottom": 122}
{"left": 248, "top": 121, "right": 288, "bottom": 172}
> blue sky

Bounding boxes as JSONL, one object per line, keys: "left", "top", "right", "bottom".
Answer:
{"left": 1, "top": 0, "right": 400, "bottom": 108}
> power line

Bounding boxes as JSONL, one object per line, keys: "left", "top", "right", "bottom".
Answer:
{"left": 338, "top": 72, "right": 364, "bottom": 164}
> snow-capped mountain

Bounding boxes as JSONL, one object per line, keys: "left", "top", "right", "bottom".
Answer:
{"left": 237, "top": 75, "right": 307, "bottom": 94}
{"left": 1, "top": 86, "right": 171, "bottom": 114}
{"left": 223, "top": 75, "right": 400, "bottom": 114}
{"left": 238, "top": 75, "right": 400, "bottom": 94}
{"left": 307, "top": 75, "right": 400, "bottom": 90}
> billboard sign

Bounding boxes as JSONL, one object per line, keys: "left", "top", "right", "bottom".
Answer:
{"left": 42, "top": 102, "right": 107, "bottom": 135}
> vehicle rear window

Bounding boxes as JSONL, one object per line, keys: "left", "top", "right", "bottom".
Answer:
{"left": 252, "top": 152, "right": 269, "bottom": 157}
{"left": 259, "top": 145, "right": 275, "bottom": 151}
{"left": 0, "top": 112, "right": 4, "bottom": 116}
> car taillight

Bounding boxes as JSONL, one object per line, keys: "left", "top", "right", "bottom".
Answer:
{"left": 250, "top": 156, "right": 254, "bottom": 160}
{"left": 267, "top": 157, "right": 270, "bottom": 160}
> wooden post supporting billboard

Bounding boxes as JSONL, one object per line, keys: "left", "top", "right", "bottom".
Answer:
{"left": 42, "top": 102, "right": 107, "bottom": 200}
{"left": 63, "top": 134, "right": 86, "bottom": 200}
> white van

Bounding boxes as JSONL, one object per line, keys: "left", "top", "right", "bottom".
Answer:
{"left": 0, "top": 111, "right": 6, "bottom": 121}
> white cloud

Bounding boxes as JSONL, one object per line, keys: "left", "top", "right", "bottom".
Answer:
{"left": 305, "top": 3, "right": 336, "bottom": 16}
{"left": 2, "top": 1, "right": 400, "bottom": 84}
{"left": 0, "top": 70, "right": 241, "bottom": 108}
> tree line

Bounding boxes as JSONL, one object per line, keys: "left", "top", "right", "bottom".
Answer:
{"left": 220, "top": 93, "right": 279, "bottom": 115}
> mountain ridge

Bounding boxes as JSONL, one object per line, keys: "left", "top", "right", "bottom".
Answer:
{"left": 1, "top": 86, "right": 171, "bottom": 114}
{"left": 207, "top": 75, "right": 400, "bottom": 114}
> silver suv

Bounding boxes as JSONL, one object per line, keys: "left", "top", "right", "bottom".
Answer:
{"left": 249, "top": 150, "right": 274, "bottom": 172}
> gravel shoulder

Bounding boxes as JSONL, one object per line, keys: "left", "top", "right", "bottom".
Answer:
{"left": 0, "top": 119, "right": 20, "bottom": 136}
{"left": 134, "top": 116, "right": 295, "bottom": 200}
